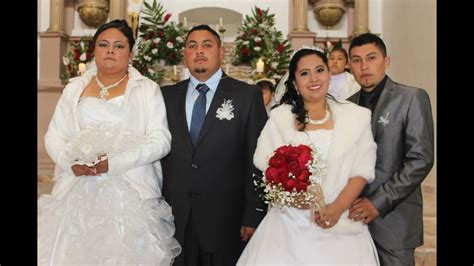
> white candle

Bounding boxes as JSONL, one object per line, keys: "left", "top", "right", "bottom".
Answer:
{"left": 78, "top": 63, "right": 87, "bottom": 75}
{"left": 216, "top": 24, "right": 220, "bottom": 31}
{"left": 219, "top": 17, "right": 223, "bottom": 27}
{"left": 256, "top": 59, "right": 264, "bottom": 73}
{"left": 225, "top": 63, "right": 230, "bottom": 73}
{"left": 183, "top": 17, "right": 187, "bottom": 28}
{"left": 173, "top": 65, "right": 177, "bottom": 75}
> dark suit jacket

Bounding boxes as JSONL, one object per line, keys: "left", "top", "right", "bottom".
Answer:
{"left": 161, "top": 74, "right": 267, "bottom": 256}
{"left": 348, "top": 76, "right": 434, "bottom": 250}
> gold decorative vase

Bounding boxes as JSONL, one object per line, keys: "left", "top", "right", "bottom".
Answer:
{"left": 310, "top": 0, "right": 345, "bottom": 28}
{"left": 77, "top": 0, "right": 109, "bottom": 28}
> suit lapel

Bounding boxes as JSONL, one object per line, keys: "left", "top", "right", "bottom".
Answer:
{"left": 371, "top": 77, "right": 395, "bottom": 139}
{"left": 175, "top": 80, "right": 194, "bottom": 151}
{"left": 194, "top": 75, "right": 233, "bottom": 149}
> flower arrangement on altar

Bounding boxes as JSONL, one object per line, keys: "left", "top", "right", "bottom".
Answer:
{"left": 322, "top": 39, "right": 343, "bottom": 57}
{"left": 232, "top": 6, "right": 292, "bottom": 81}
{"left": 132, "top": 0, "right": 186, "bottom": 84}
{"left": 61, "top": 36, "right": 94, "bottom": 84}
{"left": 254, "top": 143, "right": 326, "bottom": 211}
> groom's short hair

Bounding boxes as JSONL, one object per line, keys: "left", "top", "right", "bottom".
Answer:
{"left": 185, "top": 24, "right": 222, "bottom": 47}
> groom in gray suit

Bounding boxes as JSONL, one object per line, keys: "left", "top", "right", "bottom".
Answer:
{"left": 347, "top": 33, "right": 434, "bottom": 266}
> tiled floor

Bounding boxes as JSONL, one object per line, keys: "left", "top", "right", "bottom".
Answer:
{"left": 37, "top": 175, "right": 436, "bottom": 265}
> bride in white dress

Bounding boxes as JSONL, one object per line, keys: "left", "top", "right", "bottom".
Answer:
{"left": 38, "top": 20, "right": 180, "bottom": 265}
{"left": 237, "top": 47, "right": 379, "bottom": 265}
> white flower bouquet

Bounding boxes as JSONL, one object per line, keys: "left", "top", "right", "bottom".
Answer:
{"left": 65, "top": 124, "right": 150, "bottom": 166}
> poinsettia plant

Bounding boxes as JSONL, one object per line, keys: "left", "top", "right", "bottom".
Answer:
{"left": 232, "top": 6, "right": 292, "bottom": 81}
{"left": 61, "top": 36, "right": 94, "bottom": 84}
{"left": 132, "top": 0, "right": 186, "bottom": 83}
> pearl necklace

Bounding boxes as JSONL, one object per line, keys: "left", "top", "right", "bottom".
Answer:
{"left": 96, "top": 73, "right": 128, "bottom": 99}
{"left": 306, "top": 105, "right": 331, "bottom": 125}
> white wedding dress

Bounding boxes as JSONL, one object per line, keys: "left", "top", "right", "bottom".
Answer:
{"left": 38, "top": 96, "right": 181, "bottom": 265}
{"left": 237, "top": 129, "right": 379, "bottom": 266}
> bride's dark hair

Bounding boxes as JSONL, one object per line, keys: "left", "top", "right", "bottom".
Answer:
{"left": 279, "top": 48, "right": 335, "bottom": 131}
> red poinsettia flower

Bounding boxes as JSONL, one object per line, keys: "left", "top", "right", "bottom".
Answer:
{"left": 257, "top": 7, "right": 263, "bottom": 18}
{"left": 74, "top": 51, "right": 81, "bottom": 61}
{"left": 163, "top": 13, "right": 172, "bottom": 23}
{"left": 241, "top": 47, "right": 249, "bottom": 56}
{"left": 276, "top": 43, "right": 285, "bottom": 54}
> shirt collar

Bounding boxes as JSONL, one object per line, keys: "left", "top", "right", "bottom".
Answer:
{"left": 189, "top": 69, "right": 223, "bottom": 93}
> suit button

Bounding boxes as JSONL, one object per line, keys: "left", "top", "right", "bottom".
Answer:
{"left": 191, "top": 163, "right": 199, "bottom": 169}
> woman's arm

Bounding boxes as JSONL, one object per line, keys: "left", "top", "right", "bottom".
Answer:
{"left": 314, "top": 176, "right": 367, "bottom": 228}
{"left": 44, "top": 89, "right": 76, "bottom": 177}
{"left": 106, "top": 83, "right": 171, "bottom": 176}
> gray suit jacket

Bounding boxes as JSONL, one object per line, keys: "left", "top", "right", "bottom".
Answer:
{"left": 348, "top": 76, "right": 434, "bottom": 250}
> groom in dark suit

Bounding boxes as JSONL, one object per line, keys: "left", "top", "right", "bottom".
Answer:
{"left": 347, "top": 33, "right": 434, "bottom": 266}
{"left": 160, "top": 25, "right": 267, "bottom": 266}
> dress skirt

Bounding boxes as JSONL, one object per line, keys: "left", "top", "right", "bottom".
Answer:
{"left": 38, "top": 174, "right": 181, "bottom": 265}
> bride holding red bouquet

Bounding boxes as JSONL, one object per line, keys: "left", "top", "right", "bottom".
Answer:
{"left": 237, "top": 47, "right": 379, "bottom": 265}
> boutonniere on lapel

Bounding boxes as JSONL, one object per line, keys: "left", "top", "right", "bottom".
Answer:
{"left": 216, "top": 99, "right": 234, "bottom": 121}
{"left": 378, "top": 111, "right": 390, "bottom": 126}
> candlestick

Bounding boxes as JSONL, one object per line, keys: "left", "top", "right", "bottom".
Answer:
{"left": 216, "top": 24, "right": 220, "bottom": 31}
{"left": 173, "top": 65, "right": 177, "bottom": 76}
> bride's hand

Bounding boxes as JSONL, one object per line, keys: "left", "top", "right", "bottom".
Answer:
{"left": 291, "top": 194, "right": 311, "bottom": 209}
{"left": 313, "top": 203, "right": 344, "bottom": 229}
{"left": 92, "top": 156, "right": 109, "bottom": 174}
{"left": 71, "top": 164, "right": 97, "bottom": 176}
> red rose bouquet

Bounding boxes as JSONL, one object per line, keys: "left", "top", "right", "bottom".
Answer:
{"left": 255, "top": 143, "right": 326, "bottom": 210}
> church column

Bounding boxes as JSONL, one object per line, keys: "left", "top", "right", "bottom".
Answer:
{"left": 353, "top": 0, "right": 370, "bottom": 36}
{"left": 288, "top": 0, "right": 317, "bottom": 49}
{"left": 293, "top": 0, "right": 309, "bottom": 32}
{"left": 47, "top": 0, "right": 64, "bottom": 32}
{"left": 110, "top": 0, "right": 127, "bottom": 20}
{"left": 38, "top": 0, "right": 71, "bottom": 177}
{"left": 39, "top": 0, "right": 70, "bottom": 88}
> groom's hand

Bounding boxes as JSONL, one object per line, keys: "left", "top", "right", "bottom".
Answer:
{"left": 240, "top": 226, "right": 256, "bottom": 241}
{"left": 348, "top": 197, "right": 380, "bottom": 224}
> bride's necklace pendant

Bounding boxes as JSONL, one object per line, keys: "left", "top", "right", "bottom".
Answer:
{"left": 306, "top": 105, "right": 331, "bottom": 125}
{"left": 96, "top": 74, "right": 128, "bottom": 99}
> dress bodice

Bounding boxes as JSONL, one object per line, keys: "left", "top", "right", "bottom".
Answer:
{"left": 77, "top": 96, "right": 124, "bottom": 129}
{"left": 306, "top": 129, "right": 332, "bottom": 158}
{"left": 305, "top": 129, "right": 332, "bottom": 181}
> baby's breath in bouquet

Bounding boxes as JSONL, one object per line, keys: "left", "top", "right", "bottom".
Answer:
{"left": 255, "top": 143, "right": 327, "bottom": 221}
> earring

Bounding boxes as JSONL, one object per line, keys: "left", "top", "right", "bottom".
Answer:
{"left": 293, "top": 82, "right": 300, "bottom": 95}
